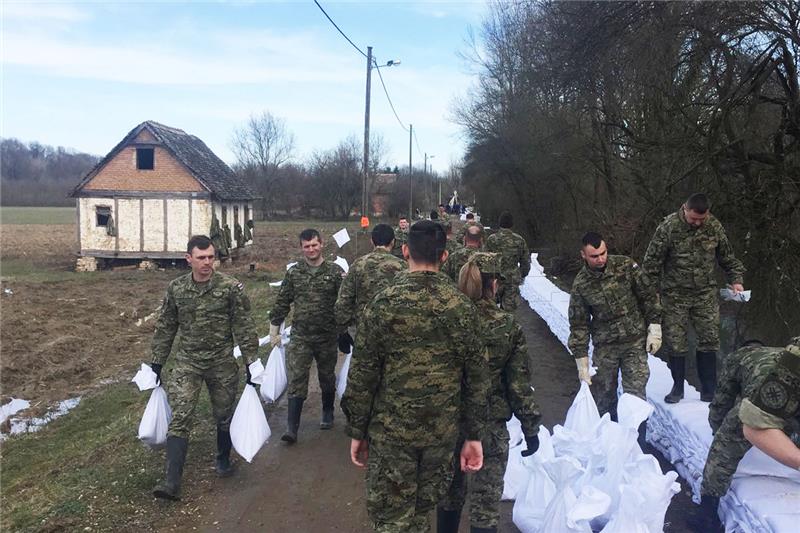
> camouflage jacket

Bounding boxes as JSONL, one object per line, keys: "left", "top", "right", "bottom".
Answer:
{"left": 739, "top": 348, "right": 800, "bottom": 430}
{"left": 269, "top": 259, "right": 344, "bottom": 340}
{"left": 642, "top": 209, "right": 745, "bottom": 293}
{"left": 151, "top": 272, "right": 259, "bottom": 366}
{"left": 335, "top": 248, "right": 406, "bottom": 329}
{"left": 391, "top": 227, "right": 408, "bottom": 259}
{"left": 445, "top": 238, "right": 462, "bottom": 257}
{"left": 455, "top": 220, "right": 484, "bottom": 242}
{"left": 476, "top": 298, "right": 541, "bottom": 437}
{"left": 567, "top": 255, "right": 661, "bottom": 358}
{"left": 709, "top": 345, "right": 783, "bottom": 433}
{"left": 441, "top": 245, "right": 481, "bottom": 283}
{"left": 487, "top": 228, "right": 531, "bottom": 284}
{"left": 342, "top": 270, "right": 489, "bottom": 446}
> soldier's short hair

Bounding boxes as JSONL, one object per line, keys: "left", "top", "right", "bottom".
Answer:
{"left": 371, "top": 223, "right": 395, "bottom": 246}
{"left": 398, "top": 215, "right": 408, "bottom": 222}
{"left": 408, "top": 220, "right": 447, "bottom": 265}
{"left": 299, "top": 228, "right": 321, "bottom": 242}
{"left": 430, "top": 210, "right": 439, "bottom": 220}
{"left": 465, "top": 213, "right": 475, "bottom": 220}
{"left": 187, "top": 235, "right": 213, "bottom": 254}
{"left": 686, "top": 193, "right": 710, "bottom": 213}
{"left": 498, "top": 211, "right": 513, "bottom": 228}
{"left": 581, "top": 231, "right": 603, "bottom": 249}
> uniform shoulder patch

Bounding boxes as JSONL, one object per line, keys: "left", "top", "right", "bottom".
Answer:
{"left": 755, "top": 377, "right": 789, "bottom": 413}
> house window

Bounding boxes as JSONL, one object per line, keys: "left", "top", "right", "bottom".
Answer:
{"left": 136, "top": 147, "right": 154, "bottom": 170}
{"left": 96, "top": 206, "right": 111, "bottom": 226}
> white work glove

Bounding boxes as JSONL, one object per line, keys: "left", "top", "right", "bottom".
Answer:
{"left": 646, "top": 323, "right": 662, "bottom": 354}
{"left": 269, "top": 324, "right": 281, "bottom": 348}
{"left": 576, "top": 357, "right": 592, "bottom": 385}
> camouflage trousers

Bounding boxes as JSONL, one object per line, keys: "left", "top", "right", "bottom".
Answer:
{"left": 702, "top": 403, "right": 751, "bottom": 497}
{"left": 590, "top": 335, "right": 649, "bottom": 419}
{"left": 663, "top": 288, "right": 720, "bottom": 354}
{"left": 497, "top": 279, "right": 520, "bottom": 312}
{"left": 286, "top": 336, "right": 337, "bottom": 400}
{"left": 167, "top": 357, "right": 240, "bottom": 439}
{"left": 440, "top": 422, "right": 509, "bottom": 528}
{"left": 366, "top": 439, "right": 455, "bottom": 533}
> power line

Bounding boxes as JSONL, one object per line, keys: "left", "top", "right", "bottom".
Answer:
{"left": 374, "top": 60, "right": 408, "bottom": 132}
{"left": 412, "top": 128, "right": 423, "bottom": 158}
{"left": 313, "top": 0, "right": 367, "bottom": 59}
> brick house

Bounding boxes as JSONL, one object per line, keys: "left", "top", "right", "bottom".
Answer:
{"left": 70, "top": 121, "right": 256, "bottom": 270}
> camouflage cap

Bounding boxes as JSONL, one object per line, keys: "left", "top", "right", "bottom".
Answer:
{"left": 469, "top": 252, "right": 503, "bottom": 277}
{"left": 785, "top": 336, "right": 800, "bottom": 356}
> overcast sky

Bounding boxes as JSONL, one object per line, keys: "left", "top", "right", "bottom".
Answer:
{"left": 1, "top": 1, "right": 488, "bottom": 173}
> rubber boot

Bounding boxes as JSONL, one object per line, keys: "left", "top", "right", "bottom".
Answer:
{"left": 153, "top": 435, "right": 188, "bottom": 501}
{"left": 281, "top": 397, "right": 304, "bottom": 444}
{"left": 688, "top": 494, "right": 722, "bottom": 532}
{"left": 436, "top": 506, "right": 461, "bottom": 533}
{"left": 320, "top": 391, "right": 335, "bottom": 430}
{"left": 215, "top": 428, "right": 235, "bottom": 477}
{"left": 470, "top": 526, "right": 497, "bottom": 533}
{"left": 697, "top": 351, "right": 718, "bottom": 402}
{"left": 664, "top": 355, "right": 686, "bottom": 404}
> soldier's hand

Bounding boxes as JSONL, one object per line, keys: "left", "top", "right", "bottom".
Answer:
{"left": 460, "top": 440, "right": 483, "bottom": 472}
{"left": 730, "top": 283, "right": 744, "bottom": 294}
{"left": 350, "top": 439, "right": 368, "bottom": 468}
{"left": 521, "top": 435, "right": 540, "bottom": 457}
{"left": 646, "top": 323, "right": 663, "bottom": 354}
{"left": 337, "top": 332, "right": 354, "bottom": 354}
{"left": 245, "top": 365, "right": 256, "bottom": 387}
{"left": 269, "top": 324, "right": 282, "bottom": 348}
{"left": 150, "top": 363, "right": 163, "bottom": 386}
{"left": 575, "top": 357, "right": 592, "bottom": 385}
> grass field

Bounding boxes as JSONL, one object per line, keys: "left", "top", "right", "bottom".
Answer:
{"left": 0, "top": 206, "right": 76, "bottom": 225}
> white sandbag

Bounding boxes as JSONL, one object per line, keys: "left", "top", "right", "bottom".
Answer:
{"left": 503, "top": 442, "right": 528, "bottom": 501}
{"left": 600, "top": 485, "right": 651, "bottom": 533}
{"left": 230, "top": 385, "right": 270, "bottom": 463}
{"left": 505, "top": 425, "right": 552, "bottom": 503}
{"left": 617, "top": 393, "right": 653, "bottom": 429}
{"left": 513, "top": 456, "right": 557, "bottom": 532}
{"left": 624, "top": 455, "right": 681, "bottom": 533}
{"left": 138, "top": 385, "right": 171, "bottom": 448}
{"left": 570, "top": 485, "right": 611, "bottom": 528}
{"left": 564, "top": 381, "right": 600, "bottom": 434}
{"left": 336, "top": 349, "right": 352, "bottom": 398}
{"left": 132, "top": 363, "right": 159, "bottom": 391}
{"left": 260, "top": 346, "right": 287, "bottom": 403}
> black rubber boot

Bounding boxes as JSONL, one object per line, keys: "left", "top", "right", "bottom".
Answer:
{"left": 664, "top": 355, "right": 686, "bottom": 404}
{"left": 281, "top": 397, "right": 304, "bottom": 444}
{"left": 215, "top": 428, "right": 235, "bottom": 477}
{"left": 320, "top": 391, "right": 335, "bottom": 430}
{"left": 688, "top": 494, "right": 723, "bottom": 532}
{"left": 697, "top": 351, "right": 718, "bottom": 402}
{"left": 470, "top": 526, "right": 497, "bottom": 533}
{"left": 436, "top": 506, "right": 462, "bottom": 533}
{"left": 153, "top": 435, "right": 188, "bottom": 501}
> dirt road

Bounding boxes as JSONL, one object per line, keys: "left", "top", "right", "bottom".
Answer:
{"left": 160, "top": 304, "right": 697, "bottom": 533}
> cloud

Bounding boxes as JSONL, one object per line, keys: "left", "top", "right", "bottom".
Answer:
{"left": 1, "top": 1, "right": 90, "bottom": 22}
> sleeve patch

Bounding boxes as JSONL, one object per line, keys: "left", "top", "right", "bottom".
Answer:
{"left": 755, "top": 377, "right": 789, "bottom": 413}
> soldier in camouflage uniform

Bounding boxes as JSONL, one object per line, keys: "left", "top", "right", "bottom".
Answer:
{"left": 269, "top": 229, "right": 345, "bottom": 443}
{"left": 486, "top": 211, "right": 531, "bottom": 312}
{"left": 438, "top": 252, "right": 542, "bottom": 533}
{"left": 335, "top": 223, "right": 405, "bottom": 330}
{"left": 342, "top": 220, "right": 489, "bottom": 533}
{"left": 150, "top": 235, "right": 259, "bottom": 501}
{"left": 699, "top": 337, "right": 800, "bottom": 525}
{"left": 567, "top": 232, "right": 662, "bottom": 420}
{"left": 455, "top": 212, "right": 483, "bottom": 243}
{"left": 392, "top": 216, "right": 410, "bottom": 260}
{"left": 643, "top": 193, "right": 746, "bottom": 403}
{"left": 441, "top": 225, "right": 484, "bottom": 283}
{"left": 443, "top": 220, "right": 462, "bottom": 256}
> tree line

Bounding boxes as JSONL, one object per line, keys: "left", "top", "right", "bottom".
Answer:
{"left": 455, "top": 0, "right": 800, "bottom": 343}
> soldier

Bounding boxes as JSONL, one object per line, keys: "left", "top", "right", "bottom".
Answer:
{"left": 335, "top": 223, "right": 405, "bottom": 331}
{"left": 567, "top": 232, "right": 662, "bottom": 420}
{"left": 438, "top": 252, "right": 542, "bottom": 533}
{"left": 486, "top": 211, "right": 531, "bottom": 312}
{"left": 392, "top": 216, "right": 410, "bottom": 259}
{"left": 441, "top": 225, "right": 484, "bottom": 283}
{"left": 342, "top": 220, "right": 488, "bottom": 533}
{"left": 438, "top": 203, "right": 450, "bottom": 222}
{"left": 699, "top": 337, "right": 800, "bottom": 523}
{"left": 643, "top": 193, "right": 746, "bottom": 403}
{"left": 443, "top": 220, "right": 461, "bottom": 256}
{"left": 455, "top": 212, "right": 483, "bottom": 243}
{"left": 269, "top": 229, "right": 345, "bottom": 443}
{"left": 150, "top": 235, "right": 259, "bottom": 501}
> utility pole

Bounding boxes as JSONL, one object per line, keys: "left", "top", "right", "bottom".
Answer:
{"left": 408, "top": 124, "right": 413, "bottom": 218}
{"left": 362, "top": 46, "right": 373, "bottom": 219}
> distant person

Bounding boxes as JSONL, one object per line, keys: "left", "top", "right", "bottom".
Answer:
{"left": 150, "top": 235, "right": 259, "bottom": 500}
{"left": 442, "top": 224, "right": 484, "bottom": 283}
{"left": 269, "top": 229, "right": 346, "bottom": 443}
{"left": 567, "top": 232, "right": 662, "bottom": 421}
{"left": 438, "top": 204, "right": 449, "bottom": 221}
{"left": 342, "top": 220, "right": 488, "bottom": 532}
{"left": 443, "top": 220, "right": 461, "bottom": 255}
{"left": 392, "top": 215, "right": 410, "bottom": 259}
{"left": 438, "top": 252, "right": 542, "bottom": 533}
{"left": 430, "top": 209, "right": 440, "bottom": 221}
{"left": 486, "top": 211, "right": 531, "bottom": 312}
{"left": 456, "top": 212, "right": 483, "bottom": 242}
{"left": 643, "top": 193, "right": 745, "bottom": 403}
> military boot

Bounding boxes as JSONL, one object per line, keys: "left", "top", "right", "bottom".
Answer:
{"left": 688, "top": 494, "right": 722, "bottom": 532}
{"left": 320, "top": 391, "right": 335, "bottom": 430}
{"left": 281, "top": 397, "right": 304, "bottom": 444}
{"left": 436, "top": 506, "right": 461, "bottom": 533}
{"left": 470, "top": 526, "right": 497, "bottom": 533}
{"left": 664, "top": 354, "right": 686, "bottom": 404}
{"left": 153, "top": 435, "right": 188, "bottom": 501}
{"left": 215, "top": 428, "right": 235, "bottom": 477}
{"left": 697, "top": 351, "right": 718, "bottom": 402}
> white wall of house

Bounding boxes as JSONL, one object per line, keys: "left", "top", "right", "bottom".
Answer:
{"left": 117, "top": 199, "right": 139, "bottom": 252}
{"left": 192, "top": 199, "right": 212, "bottom": 237}
{"left": 142, "top": 199, "right": 164, "bottom": 251}
{"left": 79, "top": 197, "right": 115, "bottom": 252}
